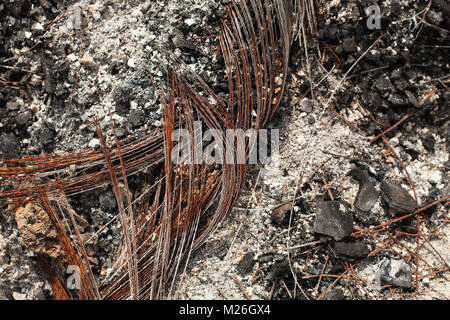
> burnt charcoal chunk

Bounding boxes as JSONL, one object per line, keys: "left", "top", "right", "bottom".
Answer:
{"left": 295, "top": 198, "right": 312, "bottom": 215}
{"left": 115, "top": 125, "right": 128, "bottom": 139}
{"left": 380, "top": 180, "right": 418, "bottom": 214}
{"left": 270, "top": 257, "right": 291, "bottom": 281}
{"left": 347, "top": 168, "right": 378, "bottom": 212}
{"left": 5, "top": 0, "right": 31, "bottom": 17}
{"left": 318, "top": 25, "right": 339, "bottom": 42}
{"left": 375, "top": 77, "right": 395, "bottom": 97}
{"left": 257, "top": 254, "right": 273, "bottom": 264}
{"left": 332, "top": 241, "right": 369, "bottom": 259}
{"left": 313, "top": 200, "right": 353, "bottom": 241}
{"left": 355, "top": 183, "right": 378, "bottom": 212}
{"left": 215, "top": 242, "right": 229, "bottom": 260}
{"left": 421, "top": 133, "right": 436, "bottom": 153}
{"left": 113, "top": 82, "right": 133, "bottom": 114}
{"left": 236, "top": 252, "right": 254, "bottom": 275}
{"left": 390, "top": 2, "right": 402, "bottom": 16}
{"left": 40, "top": 53, "right": 55, "bottom": 95}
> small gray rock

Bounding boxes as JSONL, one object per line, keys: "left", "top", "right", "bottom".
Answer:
{"left": 15, "top": 111, "right": 32, "bottom": 126}
{"left": 271, "top": 201, "right": 293, "bottom": 224}
{"left": 441, "top": 184, "right": 450, "bottom": 198}
{"left": 115, "top": 126, "right": 128, "bottom": 138}
{"left": 376, "top": 77, "right": 395, "bottom": 94}
{"left": 171, "top": 28, "right": 195, "bottom": 50}
{"left": 12, "top": 292, "right": 27, "bottom": 300}
{"left": 130, "top": 109, "right": 146, "bottom": 127}
{"left": 299, "top": 98, "right": 313, "bottom": 113}
{"left": 99, "top": 191, "right": 117, "bottom": 212}
{"left": 388, "top": 93, "right": 404, "bottom": 106}
{"left": 113, "top": 82, "right": 133, "bottom": 105}
{"left": 66, "top": 4, "right": 82, "bottom": 30}
{"left": 236, "top": 252, "right": 254, "bottom": 275}
{"left": 6, "top": 98, "right": 20, "bottom": 111}
{"left": 379, "top": 258, "right": 413, "bottom": 289}
{"left": 40, "top": 126, "right": 55, "bottom": 146}
{"left": 404, "top": 90, "right": 419, "bottom": 108}
{"left": 342, "top": 38, "right": 357, "bottom": 53}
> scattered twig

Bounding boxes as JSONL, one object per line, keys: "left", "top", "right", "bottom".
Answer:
{"left": 233, "top": 275, "right": 251, "bottom": 300}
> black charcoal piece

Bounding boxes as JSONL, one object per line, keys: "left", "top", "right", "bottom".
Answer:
{"left": 314, "top": 200, "right": 353, "bottom": 241}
